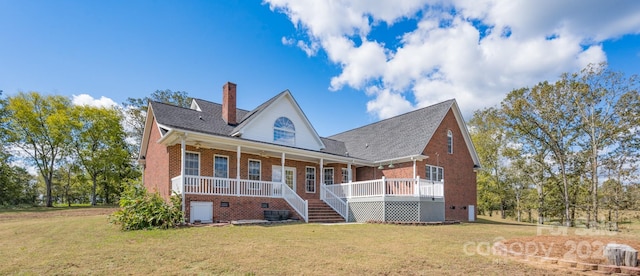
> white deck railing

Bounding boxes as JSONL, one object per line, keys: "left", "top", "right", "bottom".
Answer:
{"left": 321, "top": 177, "right": 444, "bottom": 199}
{"left": 320, "top": 177, "right": 444, "bottom": 221}
{"left": 172, "top": 175, "right": 307, "bottom": 221}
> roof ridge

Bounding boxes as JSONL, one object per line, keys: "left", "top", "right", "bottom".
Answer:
{"left": 192, "top": 98, "right": 251, "bottom": 113}
{"left": 149, "top": 100, "right": 198, "bottom": 111}
{"left": 329, "top": 99, "right": 455, "bottom": 137}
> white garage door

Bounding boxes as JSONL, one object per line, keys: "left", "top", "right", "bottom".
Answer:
{"left": 190, "top": 201, "right": 213, "bottom": 223}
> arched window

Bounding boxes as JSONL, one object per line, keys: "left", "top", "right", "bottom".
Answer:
{"left": 274, "top": 117, "right": 295, "bottom": 144}
{"left": 447, "top": 130, "right": 453, "bottom": 154}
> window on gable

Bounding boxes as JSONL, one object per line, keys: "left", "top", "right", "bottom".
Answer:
{"left": 274, "top": 117, "right": 295, "bottom": 144}
{"left": 184, "top": 152, "right": 200, "bottom": 176}
{"left": 426, "top": 165, "right": 444, "bottom": 182}
{"left": 323, "top": 168, "right": 334, "bottom": 185}
{"left": 305, "top": 167, "right": 316, "bottom": 193}
{"left": 447, "top": 130, "right": 453, "bottom": 154}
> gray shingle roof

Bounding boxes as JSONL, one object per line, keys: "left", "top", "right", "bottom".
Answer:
{"left": 151, "top": 99, "right": 248, "bottom": 136}
{"left": 150, "top": 96, "right": 456, "bottom": 162}
{"left": 150, "top": 97, "right": 350, "bottom": 157}
{"left": 329, "top": 99, "right": 455, "bottom": 162}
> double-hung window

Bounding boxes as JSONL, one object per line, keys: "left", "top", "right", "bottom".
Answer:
{"left": 185, "top": 152, "right": 200, "bottom": 176}
{"left": 426, "top": 165, "right": 444, "bottom": 182}
{"left": 323, "top": 168, "right": 334, "bottom": 185}
{"left": 305, "top": 167, "right": 316, "bottom": 193}
{"left": 214, "top": 155, "right": 229, "bottom": 188}
{"left": 248, "top": 160, "right": 261, "bottom": 190}
{"left": 342, "top": 168, "right": 349, "bottom": 183}
{"left": 184, "top": 152, "right": 200, "bottom": 186}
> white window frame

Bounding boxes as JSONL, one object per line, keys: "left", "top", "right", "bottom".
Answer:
{"left": 447, "top": 129, "right": 453, "bottom": 154}
{"left": 341, "top": 168, "right": 349, "bottom": 183}
{"left": 214, "top": 155, "right": 229, "bottom": 188}
{"left": 184, "top": 151, "right": 200, "bottom": 176}
{"left": 273, "top": 117, "right": 295, "bottom": 145}
{"left": 305, "top": 166, "right": 316, "bottom": 193}
{"left": 426, "top": 165, "right": 444, "bottom": 182}
{"left": 248, "top": 159, "right": 261, "bottom": 190}
{"left": 323, "top": 168, "right": 334, "bottom": 185}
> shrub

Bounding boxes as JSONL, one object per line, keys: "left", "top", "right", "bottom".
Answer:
{"left": 110, "top": 185, "right": 184, "bottom": 230}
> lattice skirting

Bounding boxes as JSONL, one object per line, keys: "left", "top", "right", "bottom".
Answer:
{"left": 348, "top": 200, "right": 445, "bottom": 222}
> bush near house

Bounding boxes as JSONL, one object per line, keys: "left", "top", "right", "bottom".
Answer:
{"left": 110, "top": 185, "right": 183, "bottom": 230}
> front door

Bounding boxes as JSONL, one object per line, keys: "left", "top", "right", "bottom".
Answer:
{"left": 272, "top": 166, "right": 296, "bottom": 191}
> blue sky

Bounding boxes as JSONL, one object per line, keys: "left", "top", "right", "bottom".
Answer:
{"left": 1, "top": 1, "right": 640, "bottom": 136}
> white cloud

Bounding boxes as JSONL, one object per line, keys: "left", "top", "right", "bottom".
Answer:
{"left": 266, "top": 0, "right": 640, "bottom": 119}
{"left": 72, "top": 94, "right": 118, "bottom": 108}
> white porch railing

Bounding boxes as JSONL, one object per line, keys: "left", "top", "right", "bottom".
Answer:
{"left": 282, "top": 183, "right": 308, "bottom": 223}
{"left": 172, "top": 175, "right": 307, "bottom": 222}
{"left": 320, "top": 177, "right": 444, "bottom": 221}
{"left": 320, "top": 184, "right": 348, "bottom": 221}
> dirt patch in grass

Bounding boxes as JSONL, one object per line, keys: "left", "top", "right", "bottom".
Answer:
{"left": 0, "top": 207, "right": 117, "bottom": 221}
{"left": 502, "top": 235, "right": 640, "bottom": 265}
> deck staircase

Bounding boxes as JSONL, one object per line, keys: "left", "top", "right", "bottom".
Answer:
{"left": 307, "top": 199, "right": 345, "bottom": 223}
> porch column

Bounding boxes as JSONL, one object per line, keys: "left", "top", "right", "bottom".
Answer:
{"left": 236, "top": 146, "right": 241, "bottom": 197}
{"left": 347, "top": 162, "right": 352, "bottom": 182}
{"left": 180, "top": 135, "right": 186, "bottom": 217}
{"left": 236, "top": 146, "right": 241, "bottom": 180}
{"left": 281, "top": 152, "right": 285, "bottom": 185}
{"left": 320, "top": 158, "right": 324, "bottom": 185}
{"left": 412, "top": 158, "right": 417, "bottom": 178}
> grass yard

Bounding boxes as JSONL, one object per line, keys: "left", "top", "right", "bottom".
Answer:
{"left": 1, "top": 208, "right": 638, "bottom": 275}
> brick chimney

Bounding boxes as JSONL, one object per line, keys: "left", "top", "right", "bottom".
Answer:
{"left": 222, "top": 82, "right": 237, "bottom": 125}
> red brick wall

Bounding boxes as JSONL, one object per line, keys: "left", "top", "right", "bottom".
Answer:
{"left": 143, "top": 119, "right": 171, "bottom": 199}
{"left": 186, "top": 194, "right": 299, "bottom": 222}
{"left": 166, "top": 146, "right": 338, "bottom": 200}
{"left": 422, "top": 109, "right": 477, "bottom": 221}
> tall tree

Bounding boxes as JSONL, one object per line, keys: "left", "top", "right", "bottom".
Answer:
{"left": 5, "top": 92, "right": 72, "bottom": 207}
{"left": 122, "top": 89, "right": 191, "bottom": 155}
{"left": 502, "top": 79, "right": 581, "bottom": 226}
{"left": 571, "top": 62, "right": 640, "bottom": 226}
{"left": 469, "top": 107, "right": 511, "bottom": 218}
{"left": 71, "top": 105, "right": 129, "bottom": 206}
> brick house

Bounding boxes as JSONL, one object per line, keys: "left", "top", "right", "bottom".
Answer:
{"left": 139, "top": 82, "right": 480, "bottom": 223}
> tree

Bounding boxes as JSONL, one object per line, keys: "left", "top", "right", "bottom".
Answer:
{"left": 502, "top": 79, "right": 581, "bottom": 226}
{"left": 122, "top": 90, "right": 191, "bottom": 156}
{"left": 469, "top": 107, "right": 512, "bottom": 218}
{"left": 71, "top": 105, "right": 130, "bottom": 206}
{"left": 5, "top": 92, "right": 73, "bottom": 207}
{"left": 571, "top": 62, "right": 640, "bottom": 226}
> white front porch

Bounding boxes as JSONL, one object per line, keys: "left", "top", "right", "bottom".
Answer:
{"left": 172, "top": 175, "right": 309, "bottom": 222}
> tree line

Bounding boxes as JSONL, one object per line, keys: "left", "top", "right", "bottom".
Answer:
{"left": 0, "top": 89, "right": 189, "bottom": 207}
{"left": 470, "top": 63, "right": 640, "bottom": 228}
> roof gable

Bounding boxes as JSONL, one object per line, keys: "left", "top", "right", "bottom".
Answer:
{"left": 231, "top": 90, "right": 326, "bottom": 151}
{"left": 329, "top": 99, "right": 479, "bottom": 165}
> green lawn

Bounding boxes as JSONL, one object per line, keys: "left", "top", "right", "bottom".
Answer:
{"left": 1, "top": 207, "right": 636, "bottom": 275}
